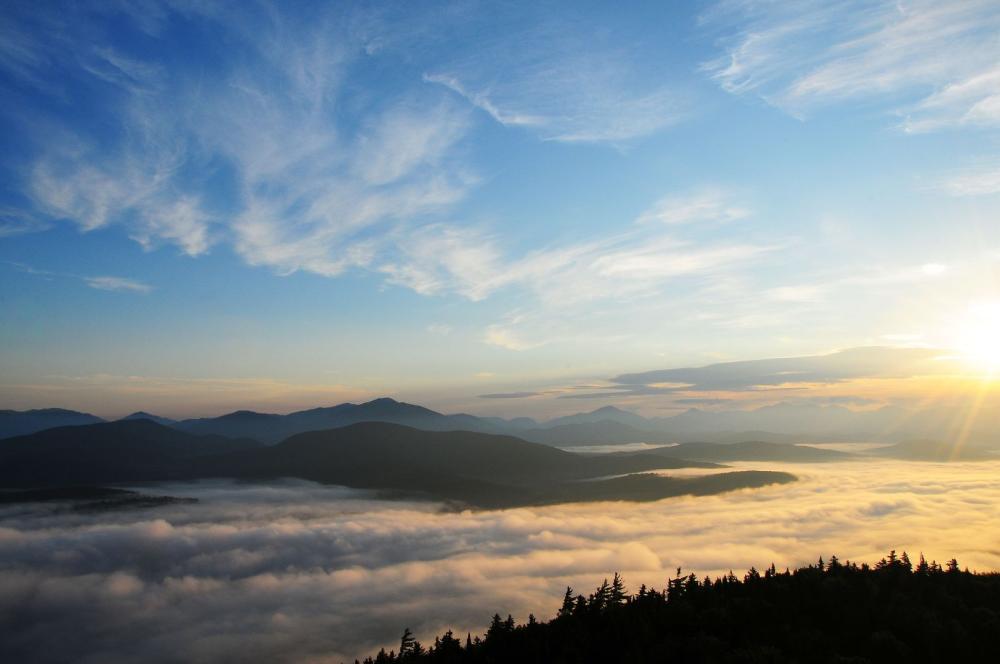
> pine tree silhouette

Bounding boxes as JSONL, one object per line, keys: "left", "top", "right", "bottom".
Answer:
{"left": 558, "top": 586, "right": 574, "bottom": 617}
{"left": 360, "top": 551, "right": 1000, "bottom": 664}
{"left": 610, "top": 572, "right": 627, "bottom": 605}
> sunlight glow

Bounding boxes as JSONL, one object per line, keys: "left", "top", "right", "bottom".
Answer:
{"left": 955, "top": 301, "right": 1000, "bottom": 374}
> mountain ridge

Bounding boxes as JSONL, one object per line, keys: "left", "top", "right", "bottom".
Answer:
{"left": 0, "top": 419, "right": 795, "bottom": 508}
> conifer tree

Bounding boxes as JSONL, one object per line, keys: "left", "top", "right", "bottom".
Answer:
{"left": 400, "top": 628, "right": 416, "bottom": 656}
{"left": 611, "top": 572, "right": 627, "bottom": 605}
{"left": 558, "top": 586, "right": 575, "bottom": 617}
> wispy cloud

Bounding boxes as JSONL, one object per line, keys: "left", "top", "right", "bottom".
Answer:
{"left": 384, "top": 188, "right": 773, "bottom": 311}
{"left": 422, "top": 74, "right": 545, "bottom": 129}
{"left": 940, "top": 166, "right": 1000, "bottom": 197}
{"left": 0, "top": 207, "right": 48, "bottom": 237}
{"left": 11, "top": 3, "right": 475, "bottom": 280}
{"left": 6, "top": 261, "right": 151, "bottom": 295}
{"left": 421, "top": 7, "right": 685, "bottom": 144}
{"left": 84, "top": 276, "right": 152, "bottom": 294}
{"left": 702, "top": 0, "right": 1000, "bottom": 130}
{"left": 426, "top": 72, "right": 681, "bottom": 144}
{"left": 478, "top": 391, "right": 545, "bottom": 399}
{"left": 484, "top": 323, "right": 544, "bottom": 352}
{"left": 635, "top": 189, "right": 750, "bottom": 225}
{"left": 4, "top": 3, "right": 753, "bottom": 318}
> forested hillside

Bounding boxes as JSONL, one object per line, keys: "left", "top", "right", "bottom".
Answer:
{"left": 359, "top": 552, "right": 1000, "bottom": 663}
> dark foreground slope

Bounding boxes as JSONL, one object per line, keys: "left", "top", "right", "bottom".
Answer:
{"left": 197, "top": 423, "right": 794, "bottom": 508}
{"left": 362, "top": 553, "right": 1000, "bottom": 664}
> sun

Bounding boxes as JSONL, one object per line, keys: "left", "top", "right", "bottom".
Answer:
{"left": 955, "top": 301, "right": 1000, "bottom": 374}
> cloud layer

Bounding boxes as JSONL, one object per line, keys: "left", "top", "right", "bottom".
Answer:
{"left": 2, "top": 462, "right": 999, "bottom": 663}
{"left": 612, "top": 346, "right": 953, "bottom": 393}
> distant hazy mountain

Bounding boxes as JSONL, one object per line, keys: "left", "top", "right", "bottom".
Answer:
{"left": 119, "top": 411, "right": 178, "bottom": 426}
{"left": 521, "top": 420, "right": 674, "bottom": 446}
{"left": 0, "top": 408, "right": 104, "bottom": 439}
{"left": 654, "top": 403, "right": 907, "bottom": 440}
{"left": 534, "top": 401, "right": 1000, "bottom": 447}
{"left": 533, "top": 403, "right": 887, "bottom": 443}
{"left": 0, "top": 419, "right": 263, "bottom": 487}
{"left": 638, "top": 441, "right": 852, "bottom": 463}
{"left": 870, "top": 439, "right": 998, "bottom": 462}
{"left": 176, "top": 409, "right": 289, "bottom": 441}
{"left": 175, "top": 397, "right": 534, "bottom": 443}
{"left": 543, "top": 405, "right": 653, "bottom": 430}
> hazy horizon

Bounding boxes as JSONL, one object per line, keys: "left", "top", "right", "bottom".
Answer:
{"left": 4, "top": 345, "right": 1000, "bottom": 424}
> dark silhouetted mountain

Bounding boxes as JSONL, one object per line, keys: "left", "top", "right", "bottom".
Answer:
{"left": 0, "top": 418, "right": 794, "bottom": 507}
{"left": 870, "top": 439, "right": 998, "bottom": 462}
{"left": 521, "top": 420, "right": 674, "bottom": 446}
{"left": 447, "top": 413, "right": 538, "bottom": 431}
{"left": 0, "top": 408, "right": 104, "bottom": 439}
{"left": 194, "top": 422, "right": 790, "bottom": 508}
{"left": 119, "top": 411, "right": 178, "bottom": 426}
{"left": 0, "top": 419, "right": 263, "bottom": 487}
{"left": 176, "top": 409, "right": 288, "bottom": 441}
{"left": 175, "top": 397, "right": 534, "bottom": 443}
{"left": 360, "top": 551, "right": 1000, "bottom": 664}
{"left": 198, "top": 422, "right": 697, "bottom": 484}
{"left": 637, "top": 440, "right": 852, "bottom": 462}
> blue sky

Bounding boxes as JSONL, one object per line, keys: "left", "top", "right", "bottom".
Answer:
{"left": 1, "top": 0, "right": 999, "bottom": 418}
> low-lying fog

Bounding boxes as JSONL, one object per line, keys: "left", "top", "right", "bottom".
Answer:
{"left": 3, "top": 458, "right": 999, "bottom": 663}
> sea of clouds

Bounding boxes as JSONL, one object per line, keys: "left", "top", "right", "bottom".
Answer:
{"left": 2, "top": 459, "right": 999, "bottom": 663}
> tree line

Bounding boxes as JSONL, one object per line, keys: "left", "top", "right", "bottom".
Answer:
{"left": 356, "top": 551, "right": 1000, "bottom": 663}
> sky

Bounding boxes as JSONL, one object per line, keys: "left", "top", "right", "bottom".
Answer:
{"left": 2, "top": 0, "right": 1000, "bottom": 418}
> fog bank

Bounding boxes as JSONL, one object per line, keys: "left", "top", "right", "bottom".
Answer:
{"left": 2, "top": 461, "right": 998, "bottom": 662}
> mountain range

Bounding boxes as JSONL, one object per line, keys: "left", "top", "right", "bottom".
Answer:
{"left": 2, "top": 396, "right": 997, "bottom": 449}
{"left": 0, "top": 419, "right": 798, "bottom": 508}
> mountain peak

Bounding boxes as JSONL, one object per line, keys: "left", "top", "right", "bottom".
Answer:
{"left": 592, "top": 405, "right": 631, "bottom": 414}
{"left": 120, "top": 411, "right": 178, "bottom": 426}
{"left": 123, "top": 411, "right": 160, "bottom": 420}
